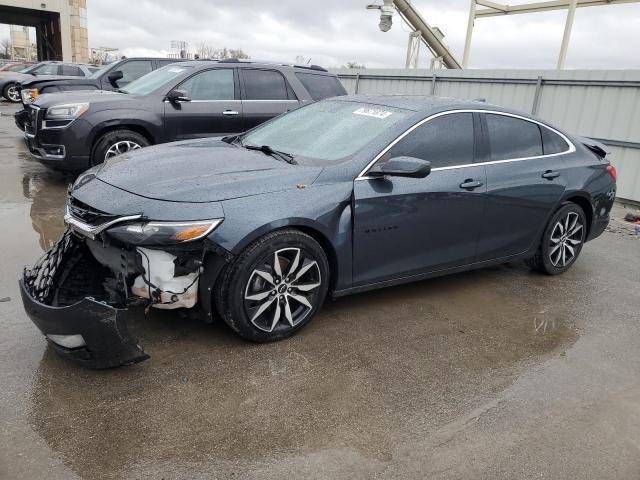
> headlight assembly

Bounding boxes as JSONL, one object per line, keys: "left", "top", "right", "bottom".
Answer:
{"left": 106, "top": 219, "right": 223, "bottom": 245}
{"left": 45, "top": 102, "right": 89, "bottom": 120}
{"left": 21, "top": 88, "right": 38, "bottom": 104}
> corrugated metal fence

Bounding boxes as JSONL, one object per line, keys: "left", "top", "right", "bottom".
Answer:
{"left": 332, "top": 68, "right": 640, "bottom": 203}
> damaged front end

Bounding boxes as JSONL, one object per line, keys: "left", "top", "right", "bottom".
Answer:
{"left": 20, "top": 200, "right": 230, "bottom": 369}
{"left": 20, "top": 230, "right": 150, "bottom": 368}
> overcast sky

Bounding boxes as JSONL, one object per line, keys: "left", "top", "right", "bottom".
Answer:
{"left": 3, "top": 1, "right": 640, "bottom": 69}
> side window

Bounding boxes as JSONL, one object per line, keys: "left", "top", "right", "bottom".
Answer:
{"left": 61, "top": 65, "right": 83, "bottom": 76}
{"left": 158, "top": 60, "right": 181, "bottom": 67}
{"left": 385, "top": 113, "right": 475, "bottom": 169}
{"left": 541, "top": 126, "right": 569, "bottom": 155}
{"left": 295, "top": 72, "right": 347, "bottom": 100}
{"left": 117, "top": 60, "right": 153, "bottom": 85}
{"left": 179, "top": 69, "right": 235, "bottom": 100}
{"left": 243, "top": 69, "right": 294, "bottom": 100}
{"left": 32, "top": 64, "right": 59, "bottom": 75}
{"left": 485, "top": 114, "right": 543, "bottom": 161}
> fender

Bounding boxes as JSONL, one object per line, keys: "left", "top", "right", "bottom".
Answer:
{"left": 88, "top": 112, "right": 162, "bottom": 147}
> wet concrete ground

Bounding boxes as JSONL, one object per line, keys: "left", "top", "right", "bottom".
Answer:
{"left": 0, "top": 99, "right": 639, "bottom": 480}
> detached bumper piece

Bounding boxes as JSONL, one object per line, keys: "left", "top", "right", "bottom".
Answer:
{"left": 20, "top": 230, "right": 149, "bottom": 369}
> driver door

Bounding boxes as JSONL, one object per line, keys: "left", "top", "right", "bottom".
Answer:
{"left": 164, "top": 67, "right": 243, "bottom": 140}
{"left": 353, "top": 112, "right": 487, "bottom": 286}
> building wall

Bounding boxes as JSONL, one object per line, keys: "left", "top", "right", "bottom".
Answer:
{"left": 1, "top": 0, "right": 88, "bottom": 63}
{"left": 333, "top": 68, "right": 640, "bottom": 203}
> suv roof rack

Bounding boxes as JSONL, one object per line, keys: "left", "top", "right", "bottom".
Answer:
{"left": 215, "top": 58, "right": 328, "bottom": 72}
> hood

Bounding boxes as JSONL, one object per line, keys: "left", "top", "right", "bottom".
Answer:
{"left": 89, "top": 138, "right": 323, "bottom": 203}
{"left": 34, "top": 89, "right": 129, "bottom": 108}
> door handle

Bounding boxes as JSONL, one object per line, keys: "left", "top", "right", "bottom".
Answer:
{"left": 459, "top": 179, "right": 483, "bottom": 190}
{"left": 222, "top": 110, "right": 239, "bottom": 116}
{"left": 542, "top": 170, "right": 561, "bottom": 180}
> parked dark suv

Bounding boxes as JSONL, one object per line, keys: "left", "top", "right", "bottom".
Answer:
{"left": 15, "top": 57, "right": 186, "bottom": 129}
{"left": 23, "top": 60, "right": 347, "bottom": 171}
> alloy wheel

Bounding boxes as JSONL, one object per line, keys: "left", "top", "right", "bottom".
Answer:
{"left": 549, "top": 211, "right": 583, "bottom": 268}
{"left": 7, "top": 85, "right": 20, "bottom": 102}
{"left": 244, "top": 247, "right": 322, "bottom": 333}
{"left": 104, "top": 140, "right": 142, "bottom": 160}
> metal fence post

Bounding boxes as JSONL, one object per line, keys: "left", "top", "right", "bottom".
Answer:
{"left": 354, "top": 72, "right": 361, "bottom": 94}
{"left": 531, "top": 75, "right": 543, "bottom": 115}
{"left": 431, "top": 74, "right": 437, "bottom": 95}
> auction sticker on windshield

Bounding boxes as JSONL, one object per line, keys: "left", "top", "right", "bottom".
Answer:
{"left": 353, "top": 107, "right": 393, "bottom": 119}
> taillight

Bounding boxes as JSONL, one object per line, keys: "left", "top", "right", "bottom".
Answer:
{"left": 606, "top": 165, "right": 617, "bottom": 181}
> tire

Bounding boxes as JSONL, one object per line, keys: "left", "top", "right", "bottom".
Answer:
{"left": 526, "top": 203, "right": 587, "bottom": 275}
{"left": 91, "top": 129, "right": 150, "bottom": 166}
{"left": 2, "top": 83, "right": 21, "bottom": 102}
{"left": 216, "top": 229, "right": 330, "bottom": 342}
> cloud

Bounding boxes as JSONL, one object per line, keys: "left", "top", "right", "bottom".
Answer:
{"left": 2, "top": 0, "right": 635, "bottom": 69}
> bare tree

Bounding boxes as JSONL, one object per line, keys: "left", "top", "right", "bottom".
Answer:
{"left": 0, "top": 38, "right": 12, "bottom": 59}
{"left": 196, "top": 43, "right": 249, "bottom": 60}
{"left": 342, "top": 61, "right": 366, "bottom": 69}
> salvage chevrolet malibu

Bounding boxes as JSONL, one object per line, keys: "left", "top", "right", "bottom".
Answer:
{"left": 20, "top": 95, "right": 617, "bottom": 368}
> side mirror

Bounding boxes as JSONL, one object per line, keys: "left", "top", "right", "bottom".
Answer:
{"left": 107, "top": 70, "right": 124, "bottom": 87}
{"left": 166, "top": 89, "right": 191, "bottom": 103}
{"left": 369, "top": 156, "right": 431, "bottom": 179}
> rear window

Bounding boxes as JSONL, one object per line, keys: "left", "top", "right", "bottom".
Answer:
{"left": 295, "top": 72, "right": 347, "bottom": 100}
{"left": 541, "top": 126, "right": 569, "bottom": 155}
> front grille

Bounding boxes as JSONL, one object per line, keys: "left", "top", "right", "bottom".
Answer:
{"left": 68, "top": 197, "right": 119, "bottom": 226}
{"left": 24, "top": 105, "right": 40, "bottom": 136}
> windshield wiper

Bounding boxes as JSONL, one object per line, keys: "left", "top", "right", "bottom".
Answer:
{"left": 244, "top": 144, "right": 297, "bottom": 165}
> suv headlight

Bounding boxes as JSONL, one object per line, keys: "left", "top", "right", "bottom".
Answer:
{"left": 45, "top": 102, "right": 89, "bottom": 120}
{"left": 106, "top": 219, "right": 223, "bottom": 245}
{"left": 21, "top": 88, "right": 38, "bottom": 103}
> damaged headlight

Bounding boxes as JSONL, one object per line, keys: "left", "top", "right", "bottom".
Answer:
{"left": 21, "top": 88, "right": 39, "bottom": 104}
{"left": 106, "top": 219, "right": 223, "bottom": 245}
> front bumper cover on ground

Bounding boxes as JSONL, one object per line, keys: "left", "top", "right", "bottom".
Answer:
{"left": 20, "top": 229, "right": 149, "bottom": 369}
{"left": 19, "top": 280, "right": 149, "bottom": 368}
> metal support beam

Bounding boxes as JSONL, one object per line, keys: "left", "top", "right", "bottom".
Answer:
{"left": 475, "top": 0, "right": 639, "bottom": 17}
{"left": 462, "top": 0, "right": 476, "bottom": 68}
{"left": 557, "top": 0, "right": 578, "bottom": 69}
{"left": 392, "top": 0, "right": 462, "bottom": 69}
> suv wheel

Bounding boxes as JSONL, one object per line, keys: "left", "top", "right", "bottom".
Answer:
{"left": 526, "top": 203, "right": 587, "bottom": 275}
{"left": 3, "top": 83, "right": 20, "bottom": 102}
{"left": 92, "top": 129, "right": 150, "bottom": 165}
{"left": 216, "top": 229, "right": 329, "bottom": 342}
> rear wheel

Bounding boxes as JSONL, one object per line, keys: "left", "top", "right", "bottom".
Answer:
{"left": 216, "top": 230, "right": 329, "bottom": 342}
{"left": 2, "top": 83, "right": 20, "bottom": 102}
{"left": 91, "top": 129, "right": 149, "bottom": 166}
{"left": 526, "top": 203, "right": 587, "bottom": 275}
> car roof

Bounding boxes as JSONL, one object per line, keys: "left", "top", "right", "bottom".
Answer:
{"left": 330, "top": 94, "right": 538, "bottom": 119}
{"left": 175, "top": 59, "right": 333, "bottom": 74}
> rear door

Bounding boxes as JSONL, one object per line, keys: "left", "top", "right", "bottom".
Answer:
{"left": 163, "top": 67, "right": 242, "bottom": 140}
{"left": 475, "top": 112, "right": 570, "bottom": 261}
{"left": 353, "top": 112, "right": 487, "bottom": 286}
{"left": 239, "top": 68, "right": 300, "bottom": 130}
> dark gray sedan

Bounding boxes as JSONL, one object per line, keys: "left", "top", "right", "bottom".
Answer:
{"left": 20, "top": 95, "right": 617, "bottom": 368}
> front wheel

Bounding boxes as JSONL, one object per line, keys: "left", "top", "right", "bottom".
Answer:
{"left": 526, "top": 203, "right": 587, "bottom": 275}
{"left": 91, "top": 129, "right": 150, "bottom": 166}
{"left": 216, "top": 230, "right": 329, "bottom": 342}
{"left": 3, "top": 83, "right": 21, "bottom": 102}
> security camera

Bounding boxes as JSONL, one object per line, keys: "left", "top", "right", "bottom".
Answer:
{"left": 367, "top": 2, "right": 395, "bottom": 32}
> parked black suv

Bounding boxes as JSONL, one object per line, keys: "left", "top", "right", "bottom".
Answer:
{"left": 15, "top": 57, "right": 186, "bottom": 128}
{"left": 23, "top": 60, "right": 347, "bottom": 171}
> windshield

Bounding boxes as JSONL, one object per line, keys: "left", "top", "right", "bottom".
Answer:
{"left": 29, "top": 63, "right": 59, "bottom": 75}
{"left": 241, "top": 100, "right": 411, "bottom": 164}
{"left": 121, "top": 64, "right": 193, "bottom": 95}
{"left": 89, "top": 61, "right": 116, "bottom": 79}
